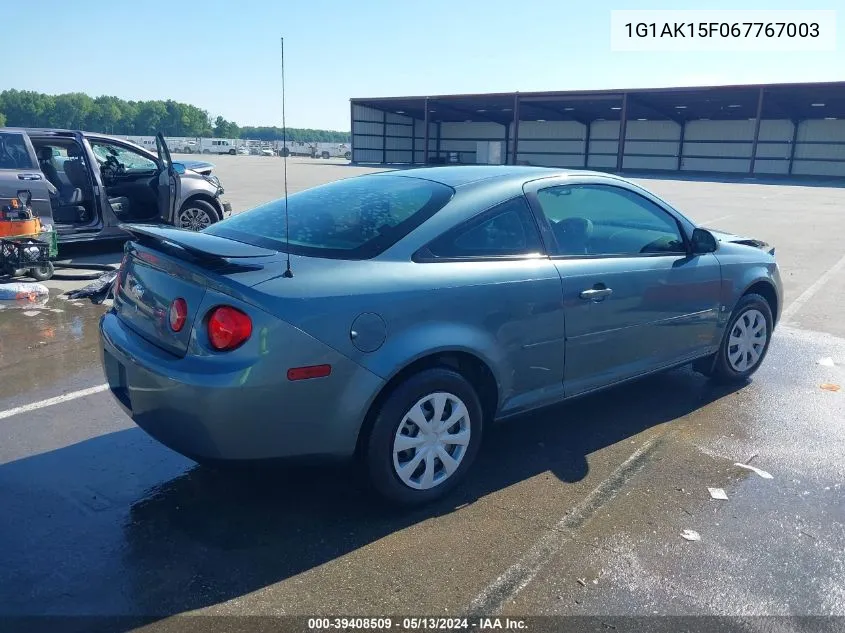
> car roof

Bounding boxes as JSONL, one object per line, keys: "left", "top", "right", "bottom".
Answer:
{"left": 1, "top": 127, "right": 129, "bottom": 144}
{"left": 371, "top": 165, "right": 607, "bottom": 188}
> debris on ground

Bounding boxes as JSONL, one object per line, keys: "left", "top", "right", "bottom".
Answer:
{"left": 818, "top": 357, "right": 835, "bottom": 367}
{"left": 681, "top": 529, "right": 701, "bottom": 541}
{"left": 708, "top": 487, "right": 729, "bottom": 500}
{"left": 22, "top": 310, "right": 41, "bottom": 317}
{"left": 63, "top": 271, "right": 118, "bottom": 304}
{"left": 820, "top": 383, "right": 841, "bottom": 392}
{"left": 577, "top": 578, "right": 587, "bottom": 587}
{"left": 0, "top": 282, "right": 49, "bottom": 308}
{"left": 734, "top": 463, "right": 774, "bottom": 479}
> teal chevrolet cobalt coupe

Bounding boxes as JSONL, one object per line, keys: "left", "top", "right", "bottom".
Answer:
{"left": 100, "top": 166, "right": 782, "bottom": 505}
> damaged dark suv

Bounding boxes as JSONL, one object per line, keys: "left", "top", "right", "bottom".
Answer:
{"left": 0, "top": 129, "right": 231, "bottom": 243}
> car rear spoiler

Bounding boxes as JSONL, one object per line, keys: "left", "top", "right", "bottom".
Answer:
{"left": 119, "top": 224, "right": 277, "bottom": 271}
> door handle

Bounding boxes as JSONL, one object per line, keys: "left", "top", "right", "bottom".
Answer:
{"left": 18, "top": 173, "right": 42, "bottom": 181}
{"left": 579, "top": 287, "right": 613, "bottom": 300}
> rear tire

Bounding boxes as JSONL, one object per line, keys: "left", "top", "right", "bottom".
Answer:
{"left": 364, "top": 368, "right": 483, "bottom": 506}
{"left": 29, "top": 261, "right": 54, "bottom": 281}
{"left": 709, "top": 293, "right": 773, "bottom": 383}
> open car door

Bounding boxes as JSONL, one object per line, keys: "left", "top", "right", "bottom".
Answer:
{"left": 0, "top": 129, "right": 55, "bottom": 230}
{"left": 155, "top": 133, "right": 180, "bottom": 225}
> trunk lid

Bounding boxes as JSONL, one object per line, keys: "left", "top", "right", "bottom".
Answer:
{"left": 114, "top": 225, "right": 281, "bottom": 356}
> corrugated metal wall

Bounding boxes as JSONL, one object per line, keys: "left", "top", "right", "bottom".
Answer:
{"left": 587, "top": 121, "right": 620, "bottom": 169}
{"left": 681, "top": 120, "right": 755, "bottom": 173}
{"left": 513, "top": 121, "right": 586, "bottom": 167}
{"left": 753, "top": 119, "right": 793, "bottom": 175}
{"left": 384, "top": 111, "right": 414, "bottom": 164}
{"left": 793, "top": 120, "right": 845, "bottom": 177}
{"left": 435, "top": 122, "right": 504, "bottom": 163}
{"left": 622, "top": 120, "right": 681, "bottom": 171}
{"left": 351, "top": 104, "right": 384, "bottom": 163}
{"left": 412, "top": 119, "right": 435, "bottom": 165}
{"left": 352, "top": 100, "right": 845, "bottom": 179}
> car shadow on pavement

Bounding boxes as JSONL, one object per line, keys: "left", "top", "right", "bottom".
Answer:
{"left": 0, "top": 366, "right": 743, "bottom": 623}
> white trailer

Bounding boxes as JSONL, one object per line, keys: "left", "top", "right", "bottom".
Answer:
{"left": 198, "top": 138, "right": 237, "bottom": 155}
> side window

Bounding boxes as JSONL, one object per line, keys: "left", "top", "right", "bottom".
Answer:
{"left": 535, "top": 184, "right": 685, "bottom": 256}
{"left": 425, "top": 197, "right": 543, "bottom": 259}
{"left": 0, "top": 132, "right": 35, "bottom": 169}
{"left": 90, "top": 141, "right": 157, "bottom": 173}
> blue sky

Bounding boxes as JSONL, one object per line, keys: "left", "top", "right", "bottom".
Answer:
{"left": 2, "top": 0, "right": 841, "bottom": 131}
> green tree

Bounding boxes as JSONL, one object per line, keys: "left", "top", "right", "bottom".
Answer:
{"left": 0, "top": 89, "right": 348, "bottom": 141}
{"left": 134, "top": 101, "right": 168, "bottom": 134}
{"left": 0, "top": 111, "right": 5, "bottom": 127}
{"left": 90, "top": 95, "right": 123, "bottom": 134}
{"left": 213, "top": 116, "right": 240, "bottom": 138}
{"left": 49, "top": 93, "right": 95, "bottom": 129}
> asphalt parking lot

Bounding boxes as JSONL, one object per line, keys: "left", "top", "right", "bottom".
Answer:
{"left": 1, "top": 158, "right": 843, "bottom": 629}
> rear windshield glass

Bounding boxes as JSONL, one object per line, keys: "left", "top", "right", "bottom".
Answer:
{"left": 204, "top": 174, "right": 454, "bottom": 259}
{"left": 0, "top": 133, "right": 35, "bottom": 170}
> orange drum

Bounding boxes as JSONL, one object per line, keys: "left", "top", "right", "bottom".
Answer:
{"left": 0, "top": 218, "right": 41, "bottom": 238}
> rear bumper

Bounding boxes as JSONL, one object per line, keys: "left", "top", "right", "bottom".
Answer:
{"left": 99, "top": 310, "right": 384, "bottom": 462}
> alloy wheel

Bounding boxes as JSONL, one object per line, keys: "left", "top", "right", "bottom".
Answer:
{"left": 179, "top": 207, "right": 213, "bottom": 231}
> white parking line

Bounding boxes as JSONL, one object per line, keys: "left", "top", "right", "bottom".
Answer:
{"left": 466, "top": 436, "right": 663, "bottom": 616}
{"left": 781, "top": 252, "right": 845, "bottom": 325}
{"left": 0, "top": 384, "right": 109, "bottom": 421}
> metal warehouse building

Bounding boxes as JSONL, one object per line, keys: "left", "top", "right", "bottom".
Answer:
{"left": 350, "top": 81, "right": 845, "bottom": 179}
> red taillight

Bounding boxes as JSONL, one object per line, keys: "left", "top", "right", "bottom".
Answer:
{"left": 169, "top": 298, "right": 188, "bottom": 332}
{"left": 207, "top": 306, "right": 252, "bottom": 351}
{"left": 287, "top": 365, "right": 332, "bottom": 381}
{"left": 114, "top": 254, "right": 128, "bottom": 298}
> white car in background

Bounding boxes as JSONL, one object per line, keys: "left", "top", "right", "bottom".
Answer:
{"left": 260, "top": 148, "right": 274, "bottom": 156}
{"left": 237, "top": 146, "right": 250, "bottom": 155}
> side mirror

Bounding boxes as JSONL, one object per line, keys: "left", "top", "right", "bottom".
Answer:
{"left": 172, "top": 162, "right": 187, "bottom": 175}
{"left": 691, "top": 228, "right": 718, "bottom": 254}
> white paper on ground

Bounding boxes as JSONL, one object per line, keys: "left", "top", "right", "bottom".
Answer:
{"left": 734, "top": 463, "right": 773, "bottom": 479}
{"left": 681, "top": 529, "right": 701, "bottom": 541}
{"left": 708, "top": 487, "right": 728, "bottom": 500}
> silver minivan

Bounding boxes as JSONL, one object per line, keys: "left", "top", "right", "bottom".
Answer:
{"left": 0, "top": 129, "right": 231, "bottom": 243}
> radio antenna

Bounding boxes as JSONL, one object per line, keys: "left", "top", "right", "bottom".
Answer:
{"left": 281, "top": 36, "right": 293, "bottom": 278}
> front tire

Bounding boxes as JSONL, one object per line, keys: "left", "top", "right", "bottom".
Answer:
{"left": 709, "top": 293, "right": 773, "bottom": 383}
{"left": 364, "top": 368, "right": 483, "bottom": 506}
{"left": 177, "top": 200, "right": 220, "bottom": 231}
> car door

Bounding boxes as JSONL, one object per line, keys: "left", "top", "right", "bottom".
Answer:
{"left": 524, "top": 178, "right": 722, "bottom": 397}
{"left": 155, "top": 132, "right": 179, "bottom": 224}
{"left": 414, "top": 195, "right": 567, "bottom": 417}
{"left": 0, "top": 130, "right": 54, "bottom": 226}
